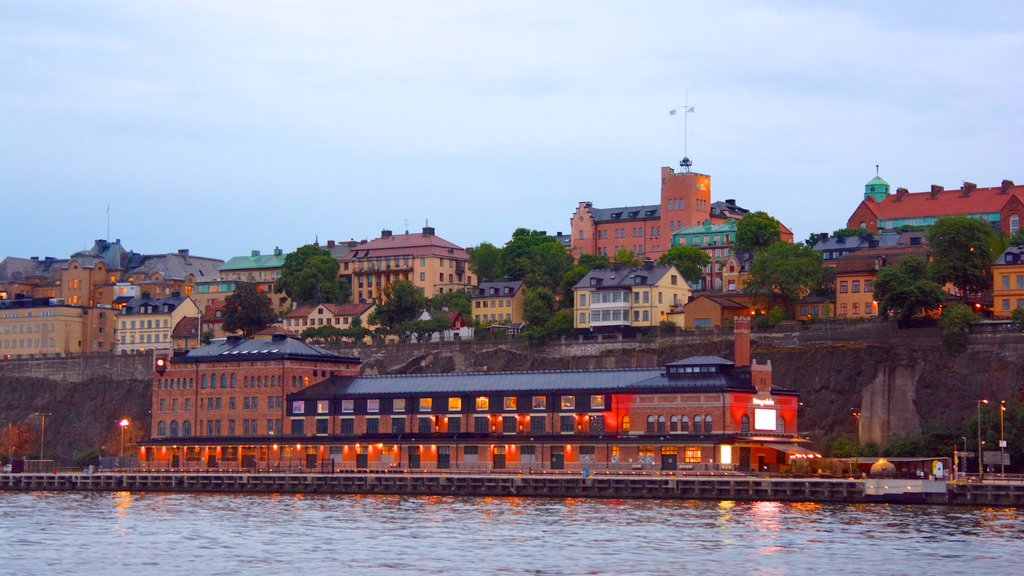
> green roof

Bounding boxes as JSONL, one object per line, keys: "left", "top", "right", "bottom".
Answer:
{"left": 219, "top": 249, "right": 286, "bottom": 271}
{"left": 866, "top": 176, "right": 889, "bottom": 186}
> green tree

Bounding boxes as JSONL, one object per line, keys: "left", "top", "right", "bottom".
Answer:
{"left": 301, "top": 325, "right": 344, "bottom": 344}
{"left": 368, "top": 280, "right": 425, "bottom": 332}
{"left": 577, "top": 253, "right": 611, "bottom": 270}
{"left": 1010, "top": 229, "right": 1024, "bottom": 246}
{"left": 200, "top": 329, "right": 214, "bottom": 345}
{"left": 752, "top": 306, "right": 785, "bottom": 329}
{"left": 401, "top": 316, "right": 450, "bottom": 343}
{"left": 276, "top": 245, "right": 349, "bottom": 305}
{"left": 736, "top": 211, "right": 782, "bottom": 253}
{"left": 468, "top": 242, "right": 502, "bottom": 282}
{"left": 938, "top": 303, "right": 979, "bottom": 355}
{"left": 612, "top": 248, "right": 643, "bottom": 268}
{"left": 522, "top": 286, "right": 556, "bottom": 327}
{"left": 499, "top": 229, "right": 572, "bottom": 290}
{"left": 1011, "top": 307, "right": 1024, "bottom": 332}
{"left": 927, "top": 216, "right": 996, "bottom": 300}
{"left": 658, "top": 245, "right": 710, "bottom": 284}
{"left": 223, "top": 282, "right": 276, "bottom": 338}
{"left": 560, "top": 254, "right": 611, "bottom": 303}
{"left": 873, "top": 254, "right": 945, "bottom": 327}
{"left": 429, "top": 290, "right": 471, "bottom": 318}
{"left": 341, "top": 315, "right": 369, "bottom": 343}
{"left": 743, "top": 242, "right": 822, "bottom": 317}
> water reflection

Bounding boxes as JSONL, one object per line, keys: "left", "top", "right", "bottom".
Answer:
{"left": 1, "top": 493, "right": 1022, "bottom": 575}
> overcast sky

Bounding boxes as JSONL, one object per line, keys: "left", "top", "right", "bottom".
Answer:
{"left": 2, "top": 1, "right": 1022, "bottom": 261}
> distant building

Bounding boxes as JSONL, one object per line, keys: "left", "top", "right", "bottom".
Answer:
{"left": 833, "top": 244, "right": 931, "bottom": 319}
{"left": 415, "top": 309, "right": 473, "bottom": 342}
{"left": 117, "top": 295, "right": 200, "bottom": 354}
{"left": 283, "top": 303, "right": 375, "bottom": 336}
{"left": 218, "top": 249, "right": 290, "bottom": 312}
{"left": 0, "top": 297, "right": 117, "bottom": 358}
{"left": 847, "top": 176, "right": 1023, "bottom": 236}
{"left": 340, "top": 227, "right": 474, "bottom": 303}
{"left": 573, "top": 263, "right": 691, "bottom": 332}
{"left": 472, "top": 281, "right": 526, "bottom": 325}
{"left": 993, "top": 245, "right": 1024, "bottom": 318}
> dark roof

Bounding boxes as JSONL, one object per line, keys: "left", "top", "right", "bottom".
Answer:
{"left": 666, "top": 356, "right": 733, "bottom": 367}
{"left": 173, "top": 334, "right": 360, "bottom": 365}
{"left": 120, "top": 295, "right": 189, "bottom": 315}
{"left": 473, "top": 281, "right": 524, "bottom": 298}
{"left": 590, "top": 204, "right": 660, "bottom": 223}
{"left": 710, "top": 199, "right": 749, "bottom": 219}
{"left": 834, "top": 244, "right": 930, "bottom": 274}
{"left": 995, "top": 245, "right": 1024, "bottom": 265}
{"left": 574, "top": 264, "right": 675, "bottom": 289}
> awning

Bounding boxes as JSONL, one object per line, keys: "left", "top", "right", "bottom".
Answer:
{"left": 761, "top": 442, "right": 820, "bottom": 457}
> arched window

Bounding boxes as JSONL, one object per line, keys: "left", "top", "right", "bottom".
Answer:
{"left": 777, "top": 416, "right": 786, "bottom": 434}
{"left": 694, "top": 415, "right": 703, "bottom": 432}
{"left": 670, "top": 415, "right": 679, "bottom": 432}
{"left": 740, "top": 414, "right": 750, "bottom": 433}
{"left": 680, "top": 416, "right": 689, "bottom": 433}
{"left": 201, "top": 374, "right": 207, "bottom": 389}
{"left": 210, "top": 373, "right": 217, "bottom": 389}
{"left": 258, "top": 376, "right": 263, "bottom": 387}
{"left": 157, "top": 421, "right": 167, "bottom": 437}
{"left": 220, "top": 374, "right": 227, "bottom": 388}
{"left": 291, "top": 375, "right": 297, "bottom": 388}
{"left": 243, "top": 376, "right": 249, "bottom": 387}
{"left": 657, "top": 415, "right": 666, "bottom": 433}
{"left": 646, "top": 415, "right": 656, "bottom": 433}
{"left": 1011, "top": 214, "right": 1020, "bottom": 236}
{"left": 230, "top": 373, "right": 236, "bottom": 388}
{"left": 704, "top": 415, "right": 713, "bottom": 433}
{"left": 182, "top": 420, "right": 192, "bottom": 437}
{"left": 169, "top": 420, "right": 179, "bottom": 437}
{"left": 621, "top": 416, "right": 630, "bottom": 433}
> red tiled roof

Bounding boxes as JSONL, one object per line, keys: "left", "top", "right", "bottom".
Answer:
{"left": 341, "top": 232, "right": 468, "bottom": 261}
{"left": 201, "top": 300, "right": 227, "bottom": 323}
{"left": 864, "top": 184, "right": 1024, "bottom": 221}
{"left": 172, "top": 317, "right": 200, "bottom": 338}
{"left": 285, "top": 302, "right": 373, "bottom": 319}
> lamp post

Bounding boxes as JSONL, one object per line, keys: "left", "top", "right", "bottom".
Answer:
{"left": 30, "top": 412, "right": 51, "bottom": 463}
{"left": 999, "top": 400, "right": 1006, "bottom": 477}
{"left": 119, "top": 418, "right": 131, "bottom": 469}
{"left": 978, "top": 399, "right": 988, "bottom": 480}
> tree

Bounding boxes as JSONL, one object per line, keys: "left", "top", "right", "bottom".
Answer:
{"left": 468, "top": 242, "right": 502, "bottom": 282}
{"left": 612, "top": 248, "right": 643, "bottom": 268}
{"left": 735, "top": 211, "right": 782, "bottom": 253}
{"left": 577, "top": 253, "right": 611, "bottom": 270}
{"left": 301, "top": 325, "right": 344, "bottom": 344}
{"left": 0, "top": 423, "right": 34, "bottom": 459}
{"left": 927, "top": 216, "right": 995, "bottom": 300}
{"left": 938, "top": 303, "right": 979, "bottom": 355}
{"left": 873, "top": 255, "right": 945, "bottom": 327}
{"left": 1011, "top": 229, "right": 1024, "bottom": 246}
{"left": 658, "top": 245, "right": 710, "bottom": 284}
{"left": 429, "top": 290, "right": 471, "bottom": 318}
{"left": 1011, "top": 308, "right": 1024, "bottom": 332}
{"left": 522, "top": 286, "right": 556, "bottom": 327}
{"left": 499, "top": 229, "right": 572, "bottom": 290}
{"left": 743, "top": 242, "right": 822, "bottom": 317}
{"left": 368, "top": 280, "right": 425, "bottom": 332}
{"left": 341, "top": 315, "right": 369, "bottom": 343}
{"left": 223, "top": 283, "right": 275, "bottom": 338}
{"left": 276, "top": 245, "right": 349, "bottom": 305}
{"left": 560, "top": 254, "right": 611, "bottom": 303}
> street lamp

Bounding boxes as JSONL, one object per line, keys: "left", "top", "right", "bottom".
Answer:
{"left": 999, "top": 401, "right": 1006, "bottom": 477}
{"left": 119, "top": 418, "right": 131, "bottom": 469}
{"left": 978, "top": 399, "right": 989, "bottom": 480}
{"left": 30, "top": 412, "right": 51, "bottom": 463}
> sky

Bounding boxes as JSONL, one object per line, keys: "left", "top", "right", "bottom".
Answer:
{"left": 2, "top": 1, "right": 1022, "bottom": 261}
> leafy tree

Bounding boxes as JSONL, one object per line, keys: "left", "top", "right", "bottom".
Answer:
{"left": 341, "top": 315, "right": 369, "bottom": 343}
{"left": 927, "top": 216, "right": 995, "bottom": 300}
{"left": 938, "top": 303, "right": 979, "bottom": 355}
{"left": 873, "top": 254, "right": 945, "bottom": 327}
{"left": 276, "top": 245, "right": 349, "bottom": 305}
{"left": 736, "top": 211, "right": 782, "bottom": 253}
{"left": 752, "top": 306, "right": 785, "bottom": 329}
{"left": 428, "top": 290, "right": 471, "bottom": 318}
{"left": 468, "top": 242, "right": 502, "bottom": 282}
{"left": 301, "top": 325, "right": 345, "bottom": 343}
{"left": 812, "top": 266, "right": 836, "bottom": 298}
{"left": 522, "top": 286, "right": 556, "bottom": 327}
{"left": 200, "top": 329, "right": 214, "bottom": 345}
{"left": 1011, "top": 307, "right": 1024, "bottom": 332}
{"left": 744, "top": 242, "right": 822, "bottom": 317}
{"left": 544, "top": 309, "right": 574, "bottom": 333}
{"left": 658, "top": 245, "right": 710, "bottom": 284}
{"left": 1011, "top": 229, "right": 1024, "bottom": 247}
{"left": 499, "top": 229, "right": 572, "bottom": 290}
{"left": 577, "top": 253, "right": 611, "bottom": 269}
{"left": 368, "top": 280, "right": 425, "bottom": 332}
{"left": 612, "top": 248, "right": 643, "bottom": 268}
{"left": 560, "top": 254, "right": 611, "bottom": 303}
{"left": 401, "top": 316, "right": 450, "bottom": 343}
{"left": 223, "top": 283, "right": 275, "bottom": 338}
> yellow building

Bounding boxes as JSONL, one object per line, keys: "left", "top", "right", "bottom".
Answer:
{"left": 573, "top": 263, "right": 691, "bottom": 331}
{"left": 0, "top": 298, "right": 117, "bottom": 358}
{"left": 218, "top": 249, "right": 290, "bottom": 312}
{"left": 471, "top": 281, "right": 525, "bottom": 325}
{"left": 284, "top": 303, "right": 375, "bottom": 335}
{"left": 117, "top": 295, "right": 200, "bottom": 354}
{"left": 341, "top": 227, "right": 474, "bottom": 302}
{"left": 833, "top": 245, "right": 930, "bottom": 318}
{"left": 993, "top": 246, "right": 1024, "bottom": 318}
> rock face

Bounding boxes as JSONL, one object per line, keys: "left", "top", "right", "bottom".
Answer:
{"left": 1, "top": 326, "right": 1022, "bottom": 462}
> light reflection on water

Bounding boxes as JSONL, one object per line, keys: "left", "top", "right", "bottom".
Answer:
{"left": 1, "top": 492, "right": 1022, "bottom": 575}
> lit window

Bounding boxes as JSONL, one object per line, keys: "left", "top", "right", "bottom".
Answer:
{"left": 684, "top": 446, "right": 701, "bottom": 463}
{"left": 590, "top": 395, "right": 605, "bottom": 410}
{"left": 419, "top": 398, "right": 433, "bottom": 412}
{"left": 561, "top": 396, "right": 575, "bottom": 410}
{"left": 393, "top": 399, "right": 406, "bottom": 413}
{"left": 476, "top": 396, "right": 489, "bottom": 411}
{"left": 316, "top": 400, "right": 329, "bottom": 414}
{"left": 448, "top": 397, "right": 462, "bottom": 412}
{"left": 503, "top": 397, "right": 517, "bottom": 411}
{"left": 532, "top": 396, "right": 546, "bottom": 410}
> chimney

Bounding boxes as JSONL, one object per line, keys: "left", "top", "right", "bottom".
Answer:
{"left": 726, "top": 199, "right": 736, "bottom": 206}
{"left": 895, "top": 187, "right": 909, "bottom": 200}
{"left": 177, "top": 249, "right": 189, "bottom": 256}
{"left": 274, "top": 247, "right": 283, "bottom": 256}
{"left": 422, "top": 226, "right": 435, "bottom": 236}
{"left": 251, "top": 250, "right": 261, "bottom": 257}
{"left": 1000, "top": 179, "right": 1015, "bottom": 194}
{"left": 381, "top": 229, "right": 393, "bottom": 238}
{"left": 643, "top": 258, "right": 655, "bottom": 270}
{"left": 327, "top": 240, "right": 335, "bottom": 248}
{"left": 929, "top": 185, "right": 944, "bottom": 198}
{"left": 734, "top": 316, "right": 750, "bottom": 367}
{"left": 820, "top": 232, "right": 829, "bottom": 240}
{"left": 961, "top": 182, "right": 976, "bottom": 196}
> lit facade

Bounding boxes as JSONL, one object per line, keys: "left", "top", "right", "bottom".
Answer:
{"left": 0, "top": 298, "right": 117, "bottom": 358}
{"left": 472, "top": 281, "right": 525, "bottom": 325}
{"left": 218, "top": 249, "right": 290, "bottom": 312}
{"left": 283, "top": 303, "right": 375, "bottom": 335}
{"left": 573, "top": 264, "right": 691, "bottom": 331}
{"left": 117, "top": 295, "right": 200, "bottom": 353}
{"left": 993, "top": 246, "right": 1024, "bottom": 318}
{"left": 833, "top": 245, "right": 931, "bottom": 319}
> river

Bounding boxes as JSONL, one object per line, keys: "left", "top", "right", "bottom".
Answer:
{"left": 1, "top": 492, "right": 1021, "bottom": 575}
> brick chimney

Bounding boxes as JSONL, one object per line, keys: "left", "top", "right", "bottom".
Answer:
{"left": 895, "top": 187, "right": 909, "bottom": 200}
{"left": 929, "top": 185, "right": 944, "bottom": 198}
{"left": 961, "top": 182, "right": 976, "bottom": 196}
{"left": 734, "top": 316, "right": 750, "bottom": 367}
{"left": 1000, "top": 179, "right": 1015, "bottom": 194}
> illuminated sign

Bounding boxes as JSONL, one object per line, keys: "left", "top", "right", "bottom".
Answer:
{"left": 719, "top": 445, "right": 733, "bottom": 465}
{"left": 754, "top": 408, "right": 777, "bottom": 431}
{"left": 752, "top": 397, "right": 775, "bottom": 407}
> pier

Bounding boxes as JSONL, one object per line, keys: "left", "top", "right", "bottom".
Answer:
{"left": 3, "top": 472, "right": 1023, "bottom": 505}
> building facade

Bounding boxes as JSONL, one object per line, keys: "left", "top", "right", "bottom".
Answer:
{"left": 472, "top": 281, "right": 525, "bottom": 325}
{"left": 0, "top": 298, "right": 117, "bottom": 358}
{"left": 117, "top": 295, "right": 200, "bottom": 353}
{"left": 144, "top": 334, "right": 361, "bottom": 466}
{"left": 847, "top": 177, "right": 1023, "bottom": 236}
{"left": 340, "top": 227, "right": 474, "bottom": 303}
{"left": 993, "top": 246, "right": 1024, "bottom": 318}
{"left": 573, "top": 263, "right": 692, "bottom": 331}
{"left": 218, "top": 249, "right": 290, "bottom": 312}
{"left": 832, "top": 245, "right": 930, "bottom": 319}
{"left": 283, "top": 303, "right": 375, "bottom": 335}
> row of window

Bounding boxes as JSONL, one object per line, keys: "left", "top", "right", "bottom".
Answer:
{"left": 838, "top": 280, "right": 874, "bottom": 294}
{"left": 997, "top": 274, "right": 1024, "bottom": 291}
{"left": 999, "top": 298, "right": 1024, "bottom": 311}
{"left": 2, "top": 337, "right": 57, "bottom": 349}
{"left": 582, "top": 309, "right": 651, "bottom": 324}
{"left": 120, "top": 333, "right": 169, "bottom": 344}
{"left": 475, "top": 299, "right": 513, "bottom": 308}
{"left": 154, "top": 418, "right": 284, "bottom": 437}
{"left": 295, "top": 413, "right": 609, "bottom": 436}
{"left": 295, "top": 394, "right": 606, "bottom": 416}
{"left": 1, "top": 322, "right": 57, "bottom": 334}
{"left": 837, "top": 302, "right": 875, "bottom": 317}
{"left": 119, "top": 319, "right": 170, "bottom": 329}
{"left": 191, "top": 373, "right": 308, "bottom": 390}
{"left": 475, "top": 313, "right": 513, "bottom": 322}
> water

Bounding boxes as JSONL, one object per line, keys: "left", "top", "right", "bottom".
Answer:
{"left": 1, "top": 492, "right": 1021, "bottom": 575}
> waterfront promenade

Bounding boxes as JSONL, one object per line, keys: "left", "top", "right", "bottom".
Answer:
{"left": 3, "top": 470, "right": 1023, "bottom": 506}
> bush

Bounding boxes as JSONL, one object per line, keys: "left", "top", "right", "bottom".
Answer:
{"left": 1011, "top": 308, "right": 1024, "bottom": 332}
{"left": 752, "top": 307, "right": 785, "bottom": 329}
{"left": 938, "top": 303, "right": 979, "bottom": 355}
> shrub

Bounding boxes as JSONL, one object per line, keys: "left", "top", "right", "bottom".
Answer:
{"left": 938, "top": 303, "right": 979, "bottom": 355}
